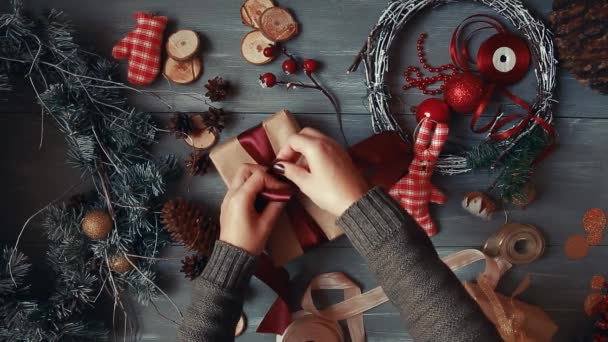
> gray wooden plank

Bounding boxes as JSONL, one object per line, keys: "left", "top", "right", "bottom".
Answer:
{"left": 3, "top": 0, "right": 602, "bottom": 117}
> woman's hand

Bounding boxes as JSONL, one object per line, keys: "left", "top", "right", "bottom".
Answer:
{"left": 219, "top": 164, "right": 287, "bottom": 255}
{"left": 273, "top": 128, "right": 370, "bottom": 216}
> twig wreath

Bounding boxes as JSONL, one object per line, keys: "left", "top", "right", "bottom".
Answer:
{"left": 348, "top": 0, "right": 557, "bottom": 201}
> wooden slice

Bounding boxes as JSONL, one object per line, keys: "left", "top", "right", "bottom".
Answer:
{"left": 240, "top": 30, "right": 275, "bottom": 65}
{"left": 258, "top": 7, "right": 298, "bottom": 42}
{"left": 185, "top": 114, "right": 218, "bottom": 150}
{"left": 164, "top": 56, "right": 203, "bottom": 85}
{"left": 241, "top": 0, "right": 275, "bottom": 28}
{"left": 166, "top": 30, "right": 200, "bottom": 61}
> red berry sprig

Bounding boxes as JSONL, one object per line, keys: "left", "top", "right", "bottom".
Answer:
{"left": 403, "top": 33, "right": 458, "bottom": 95}
{"left": 258, "top": 44, "right": 346, "bottom": 143}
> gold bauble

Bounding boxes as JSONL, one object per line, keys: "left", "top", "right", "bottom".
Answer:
{"left": 110, "top": 255, "right": 133, "bottom": 273}
{"left": 512, "top": 183, "right": 537, "bottom": 207}
{"left": 81, "top": 210, "right": 113, "bottom": 239}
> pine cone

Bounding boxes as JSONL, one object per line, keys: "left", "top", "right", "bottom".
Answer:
{"left": 548, "top": 0, "right": 608, "bottom": 94}
{"left": 204, "top": 76, "right": 231, "bottom": 102}
{"left": 168, "top": 112, "right": 194, "bottom": 138}
{"left": 186, "top": 151, "right": 211, "bottom": 176}
{"left": 160, "top": 198, "right": 218, "bottom": 254}
{"left": 180, "top": 253, "right": 208, "bottom": 280}
{"left": 201, "top": 107, "right": 227, "bottom": 134}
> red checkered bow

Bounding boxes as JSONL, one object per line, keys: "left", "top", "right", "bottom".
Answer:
{"left": 389, "top": 119, "right": 449, "bottom": 236}
{"left": 112, "top": 12, "right": 168, "bottom": 86}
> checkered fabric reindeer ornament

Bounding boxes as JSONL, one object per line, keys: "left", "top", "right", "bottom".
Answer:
{"left": 112, "top": 12, "right": 168, "bottom": 85}
{"left": 389, "top": 119, "right": 449, "bottom": 236}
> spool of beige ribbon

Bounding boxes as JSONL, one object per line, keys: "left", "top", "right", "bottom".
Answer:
{"left": 483, "top": 223, "right": 545, "bottom": 264}
{"left": 278, "top": 249, "right": 507, "bottom": 342}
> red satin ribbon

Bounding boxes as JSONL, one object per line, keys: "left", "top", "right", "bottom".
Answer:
{"left": 348, "top": 131, "right": 412, "bottom": 190}
{"left": 450, "top": 14, "right": 556, "bottom": 164}
{"left": 237, "top": 124, "right": 328, "bottom": 334}
{"left": 237, "top": 126, "right": 413, "bottom": 335}
{"left": 255, "top": 254, "right": 292, "bottom": 334}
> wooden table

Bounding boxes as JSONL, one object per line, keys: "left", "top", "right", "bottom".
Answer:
{"left": 2, "top": 0, "right": 606, "bottom": 341}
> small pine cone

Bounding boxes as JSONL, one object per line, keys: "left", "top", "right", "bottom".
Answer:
{"left": 186, "top": 151, "right": 211, "bottom": 176}
{"left": 160, "top": 198, "right": 218, "bottom": 254}
{"left": 201, "top": 107, "right": 227, "bottom": 134}
{"left": 204, "top": 76, "right": 231, "bottom": 102}
{"left": 180, "top": 253, "right": 208, "bottom": 280}
{"left": 168, "top": 112, "right": 193, "bottom": 138}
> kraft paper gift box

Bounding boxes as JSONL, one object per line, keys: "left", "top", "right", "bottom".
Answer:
{"left": 210, "top": 110, "right": 342, "bottom": 266}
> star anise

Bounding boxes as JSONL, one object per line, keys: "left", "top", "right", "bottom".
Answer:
{"left": 201, "top": 107, "right": 227, "bottom": 134}
{"left": 204, "top": 76, "right": 231, "bottom": 102}
{"left": 185, "top": 151, "right": 211, "bottom": 176}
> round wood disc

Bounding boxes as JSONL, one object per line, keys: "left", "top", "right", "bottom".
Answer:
{"left": 235, "top": 313, "right": 246, "bottom": 336}
{"left": 564, "top": 234, "right": 589, "bottom": 260}
{"left": 164, "top": 56, "right": 203, "bottom": 85}
{"left": 258, "top": 7, "right": 298, "bottom": 42}
{"left": 241, "top": 0, "right": 275, "bottom": 28}
{"left": 166, "top": 30, "right": 200, "bottom": 61}
{"left": 240, "top": 30, "right": 275, "bottom": 65}
{"left": 185, "top": 114, "right": 218, "bottom": 150}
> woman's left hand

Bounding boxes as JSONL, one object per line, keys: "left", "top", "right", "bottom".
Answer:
{"left": 219, "top": 164, "right": 288, "bottom": 255}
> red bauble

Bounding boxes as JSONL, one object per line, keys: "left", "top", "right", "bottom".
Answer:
{"left": 415, "top": 98, "right": 451, "bottom": 123}
{"left": 443, "top": 72, "right": 485, "bottom": 114}
{"left": 263, "top": 46, "right": 276, "bottom": 58}
{"left": 259, "top": 73, "right": 277, "bottom": 88}
{"left": 282, "top": 59, "right": 297, "bottom": 74}
{"left": 303, "top": 59, "right": 318, "bottom": 73}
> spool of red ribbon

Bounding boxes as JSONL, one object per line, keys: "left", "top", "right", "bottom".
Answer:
{"left": 449, "top": 14, "right": 555, "bottom": 164}
{"left": 476, "top": 32, "right": 530, "bottom": 86}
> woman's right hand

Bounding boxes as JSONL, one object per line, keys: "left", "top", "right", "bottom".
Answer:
{"left": 273, "top": 128, "right": 370, "bottom": 216}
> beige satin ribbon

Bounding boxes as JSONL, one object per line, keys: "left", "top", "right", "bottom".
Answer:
{"left": 279, "top": 249, "right": 509, "bottom": 342}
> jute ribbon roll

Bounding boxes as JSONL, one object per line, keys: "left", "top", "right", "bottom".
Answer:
{"left": 278, "top": 249, "right": 509, "bottom": 342}
{"left": 483, "top": 223, "right": 545, "bottom": 264}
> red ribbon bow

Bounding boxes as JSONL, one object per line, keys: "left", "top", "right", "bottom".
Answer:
{"left": 237, "top": 125, "right": 412, "bottom": 335}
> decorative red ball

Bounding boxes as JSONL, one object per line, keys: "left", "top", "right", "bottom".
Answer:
{"left": 259, "top": 73, "right": 277, "bottom": 88}
{"left": 303, "top": 59, "right": 318, "bottom": 73}
{"left": 282, "top": 59, "right": 297, "bottom": 74}
{"left": 263, "top": 46, "right": 276, "bottom": 58}
{"left": 443, "top": 72, "right": 485, "bottom": 114}
{"left": 415, "top": 98, "right": 451, "bottom": 123}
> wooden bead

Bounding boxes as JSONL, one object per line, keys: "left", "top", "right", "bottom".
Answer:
{"left": 110, "top": 255, "right": 134, "bottom": 273}
{"left": 82, "top": 210, "right": 112, "bottom": 240}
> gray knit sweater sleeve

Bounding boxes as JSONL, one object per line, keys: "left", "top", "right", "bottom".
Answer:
{"left": 177, "top": 188, "right": 500, "bottom": 342}
{"left": 337, "top": 187, "right": 501, "bottom": 342}
{"left": 177, "top": 240, "right": 256, "bottom": 342}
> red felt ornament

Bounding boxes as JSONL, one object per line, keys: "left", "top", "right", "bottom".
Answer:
{"left": 443, "top": 72, "right": 485, "bottom": 114}
{"left": 415, "top": 98, "right": 451, "bottom": 124}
